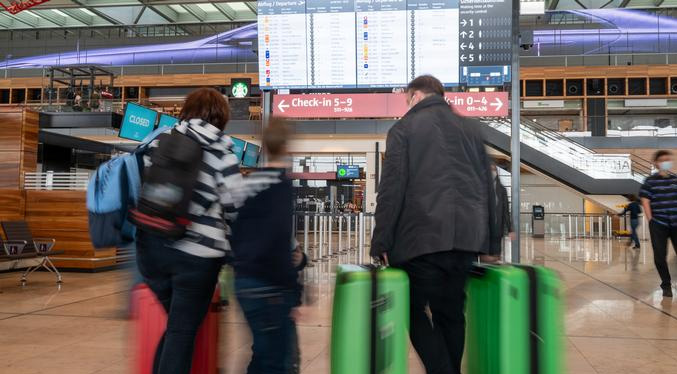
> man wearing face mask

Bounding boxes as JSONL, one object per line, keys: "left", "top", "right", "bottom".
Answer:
{"left": 640, "top": 150, "right": 677, "bottom": 298}
{"left": 371, "top": 75, "right": 499, "bottom": 374}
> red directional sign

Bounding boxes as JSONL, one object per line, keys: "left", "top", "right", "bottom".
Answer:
{"left": 272, "top": 92, "right": 508, "bottom": 119}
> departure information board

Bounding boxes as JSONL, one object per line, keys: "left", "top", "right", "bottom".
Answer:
{"left": 258, "top": 0, "right": 512, "bottom": 89}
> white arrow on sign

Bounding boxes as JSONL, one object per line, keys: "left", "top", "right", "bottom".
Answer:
{"left": 461, "top": 19, "right": 467, "bottom": 27}
{"left": 460, "top": 43, "right": 467, "bottom": 50}
{"left": 490, "top": 97, "right": 503, "bottom": 111}
{"left": 460, "top": 54, "right": 467, "bottom": 62}
{"left": 277, "top": 99, "right": 289, "bottom": 113}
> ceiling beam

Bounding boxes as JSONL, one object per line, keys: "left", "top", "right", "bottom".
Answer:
{"left": 548, "top": 0, "right": 559, "bottom": 10}
{"left": 4, "top": 12, "right": 39, "bottom": 28}
{"left": 60, "top": 9, "right": 94, "bottom": 26}
{"left": 213, "top": 3, "right": 235, "bottom": 20}
{"left": 655, "top": 0, "right": 665, "bottom": 6}
{"left": 142, "top": 3, "right": 178, "bottom": 23}
{"left": 0, "top": 13, "right": 13, "bottom": 29}
{"left": 600, "top": 0, "right": 615, "bottom": 8}
{"left": 245, "top": 1, "right": 256, "bottom": 14}
{"left": 70, "top": 0, "right": 123, "bottom": 25}
{"left": 32, "top": 10, "right": 67, "bottom": 27}
{"left": 620, "top": 0, "right": 631, "bottom": 7}
{"left": 181, "top": 4, "right": 207, "bottom": 22}
{"left": 573, "top": 0, "right": 588, "bottom": 9}
{"left": 133, "top": 5, "right": 147, "bottom": 24}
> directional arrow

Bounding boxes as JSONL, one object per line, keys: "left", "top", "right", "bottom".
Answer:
{"left": 461, "top": 19, "right": 467, "bottom": 27}
{"left": 277, "top": 99, "right": 289, "bottom": 113}
{"left": 460, "top": 31, "right": 468, "bottom": 38}
{"left": 460, "top": 43, "right": 466, "bottom": 50}
{"left": 490, "top": 97, "right": 503, "bottom": 112}
{"left": 460, "top": 55, "right": 467, "bottom": 62}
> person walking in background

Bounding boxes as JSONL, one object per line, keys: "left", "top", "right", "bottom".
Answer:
{"left": 619, "top": 195, "right": 642, "bottom": 250}
{"left": 135, "top": 88, "right": 244, "bottom": 374}
{"left": 490, "top": 163, "right": 513, "bottom": 258}
{"left": 640, "top": 150, "right": 677, "bottom": 298}
{"left": 371, "top": 75, "right": 499, "bottom": 374}
{"left": 230, "top": 119, "right": 301, "bottom": 374}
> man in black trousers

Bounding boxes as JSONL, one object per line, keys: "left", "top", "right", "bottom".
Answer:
{"left": 371, "top": 75, "right": 499, "bottom": 374}
{"left": 640, "top": 150, "right": 677, "bottom": 298}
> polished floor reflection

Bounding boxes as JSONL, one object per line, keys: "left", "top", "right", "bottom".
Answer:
{"left": 0, "top": 237, "right": 676, "bottom": 374}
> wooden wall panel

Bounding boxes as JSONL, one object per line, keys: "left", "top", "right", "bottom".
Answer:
{"left": 0, "top": 73, "right": 260, "bottom": 89}
{"left": 0, "top": 109, "right": 23, "bottom": 189}
{"left": 0, "top": 190, "right": 25, "bottom": 224}
{"left": 24, "top": 191, "right": 115, "bottom": 270}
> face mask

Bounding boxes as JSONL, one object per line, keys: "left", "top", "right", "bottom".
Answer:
{"left": 659, "top": 161, "right": 673, "bottom": 171}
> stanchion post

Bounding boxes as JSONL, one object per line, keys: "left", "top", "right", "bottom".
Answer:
{"left": 338, "top": 215, "right": 343, "bottom": 253}
{"left": 304, "top": 214, "right": 309, "bottom": 255}
{"left": 359, "top": 213, "right": 365, "bottom": 263}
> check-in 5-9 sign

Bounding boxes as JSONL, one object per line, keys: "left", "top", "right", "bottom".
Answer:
{"left": 272, "top": 92, "right": 508, "bottom": 119}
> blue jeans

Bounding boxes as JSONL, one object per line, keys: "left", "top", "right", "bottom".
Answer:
{"left": 235, "top": 277, "right": 295, "bottom": 374}
{"left": 630, "top": 218, "right": 640, "bottom": 248}
{"left": 136, "top": 231, "right": 222, "bottom": 374}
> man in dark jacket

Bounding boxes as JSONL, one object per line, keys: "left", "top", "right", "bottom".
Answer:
{"left": 491, "top": 163, "right": 513, "bottom": 256}
{"left": 371, "top": 75, "right": 499, "bottom": 374}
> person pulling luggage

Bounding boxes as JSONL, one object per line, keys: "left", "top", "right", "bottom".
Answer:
{"left": 134, "top": 87, "right": 244, "bottom": 374}
{"left": 371, "top": 75, "right": 499, "bottom": 374}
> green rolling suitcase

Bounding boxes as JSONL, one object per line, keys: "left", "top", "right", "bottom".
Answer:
{"left": 465, "top": 264, "right": 564, "bottom": 374}
{"left": 331, "top": 265, "right": 409, "bottom": 374}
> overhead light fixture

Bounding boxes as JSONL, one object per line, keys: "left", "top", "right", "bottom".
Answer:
{"left": 80, "top": 8, "right": 97, "bottom": 16}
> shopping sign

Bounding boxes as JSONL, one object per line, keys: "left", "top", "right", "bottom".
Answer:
{"left": 0, "top": 0, "right": 50, "bottom": 14}
{"left": 272, "top": 92, "right": 508, "bottom": 118}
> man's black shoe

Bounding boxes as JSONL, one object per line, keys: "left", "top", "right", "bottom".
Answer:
{"left": 662, "top": 286, "right": 673, "bottom": 298}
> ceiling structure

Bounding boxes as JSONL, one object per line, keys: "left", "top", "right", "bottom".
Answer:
{"left": 2, "top": 0, "right": 677, "bottom": 30}
{"left": 0, "top": 0, "right": 256, "bottom": 29}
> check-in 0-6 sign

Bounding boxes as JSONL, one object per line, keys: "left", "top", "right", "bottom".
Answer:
{"left": 272, "top": 92, "right": 508, "bottom": 119}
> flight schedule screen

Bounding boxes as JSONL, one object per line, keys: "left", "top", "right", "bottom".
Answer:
{"left": 258, "top": 0, "right": 511, "bottom": 89}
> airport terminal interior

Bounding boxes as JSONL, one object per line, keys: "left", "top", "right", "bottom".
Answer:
{"left": 2, "top": 0, "right": 677, "bottom": 373}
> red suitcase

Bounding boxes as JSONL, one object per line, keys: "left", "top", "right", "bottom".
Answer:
{"left": 130, "top": 284, "right": 220, "bottom": 374}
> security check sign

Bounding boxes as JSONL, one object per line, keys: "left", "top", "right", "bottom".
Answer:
{"left": 272, "top": 92, "right": 508, "bottom": 118}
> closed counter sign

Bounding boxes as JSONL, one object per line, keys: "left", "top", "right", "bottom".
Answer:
{"left": 119, "top": 102, "right": 158, "bottom": 141}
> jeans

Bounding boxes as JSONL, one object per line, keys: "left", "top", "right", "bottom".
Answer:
{"left": 136, "top": 231, "right": 223, "bottom": 374}
{"left": 235, "top": 277, "right": 295, "bottom": 374}
{"left": 397, "top": 251, "right": 476, "bottom": 374}
{"left": 648, "top": 221, "right": 677, "bottom": 288}
{"left": 630, "top": 219, "right": 640, "bottom": 248}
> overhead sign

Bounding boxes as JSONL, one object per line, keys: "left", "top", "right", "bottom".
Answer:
{"left": 337, "top": 165, "right": 360, "bottom": 179}
{"left": 258, "top": 0, "right": 512, "bottom": 89}
{"left": 272, "top": 92, "right": 508, "bottom": 118}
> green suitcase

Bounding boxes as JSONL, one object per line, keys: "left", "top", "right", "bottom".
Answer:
{"left": 331, "top": 265, "right": 409, "bottom": 374}
{"left": 465, "top": 264, "right": 564, "bottom": 374}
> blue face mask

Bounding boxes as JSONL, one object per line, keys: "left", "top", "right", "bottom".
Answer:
{"left": 659, "top": 161, "right": 673, "bottom": 172}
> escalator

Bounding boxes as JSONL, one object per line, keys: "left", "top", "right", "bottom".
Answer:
{"left": 479, "top": 118, "right": 653, "bottom": 196}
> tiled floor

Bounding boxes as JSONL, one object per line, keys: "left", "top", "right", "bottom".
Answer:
{"left": 0, "top": 237, "right": 676, "bottom": 374}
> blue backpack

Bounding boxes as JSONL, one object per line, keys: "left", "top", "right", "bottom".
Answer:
{"left": 87, "top": 128, "right": 168, "bottom": 248}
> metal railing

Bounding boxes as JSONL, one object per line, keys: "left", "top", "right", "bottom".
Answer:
{"left": 518, "top": 212, "right": 649, "bottom": 242}
{"left": 294, "top": 212, "right": 376, "bottom": 265}
{"left": 24, "top": 172, "right": 90, "bottom": 191}
{"left": 483, "top": 117, "right": 654, "bottom": 181}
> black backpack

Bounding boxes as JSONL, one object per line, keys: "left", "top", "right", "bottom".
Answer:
{"left": 129, "top": 130, "right": 203, "bottom": 239}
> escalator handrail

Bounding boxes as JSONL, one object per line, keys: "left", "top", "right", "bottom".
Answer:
{"left": 481, "top": 117, "right": 653, "bottom": 181}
